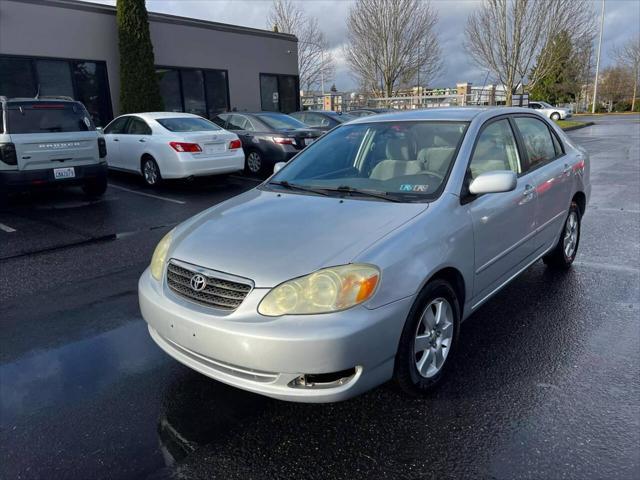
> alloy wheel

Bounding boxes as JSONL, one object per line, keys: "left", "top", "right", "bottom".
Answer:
{"left": 247, "top": 152, "right": 262, "bottom": 173}
{"left": 414, "top": 297, "right": 454, "bottom": 378}
{"left": 143, "top": 160, "right": 159, "bottom": 185}
{"left": 563, "top": 211, "right": 579, "bottom": 259}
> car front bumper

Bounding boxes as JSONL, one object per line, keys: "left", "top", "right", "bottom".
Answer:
{"left": 138, "top": 267, "right": 414, "bottom": 402}
{"left": 0, "top": 162, "right": 107, "bottom": 191}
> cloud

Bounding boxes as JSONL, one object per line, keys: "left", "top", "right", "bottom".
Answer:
{"left": 84, "top": 0, "right": 640, "bottom": 90}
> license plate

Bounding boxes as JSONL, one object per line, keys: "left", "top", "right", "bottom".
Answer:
{"left": 53, "top": 167, "right": 75, "bottom": 179}
{"left": 304, "top": 138, "right": 316, "bottom": 146}
{"left": 204, "top": 143, "right": 225, "bottom": 154}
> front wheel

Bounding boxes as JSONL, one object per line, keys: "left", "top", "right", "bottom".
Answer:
{"left": 394, "top": 279, "right": 461, "bottom": 396}
{"left": 550, "top": 112, "right": 561, "bottom": 121}
{"left": 543, "top": 202, "right": 581, "bottom": 269}
{"left": 142, "top": 157, "right": 162, "bottom": 187}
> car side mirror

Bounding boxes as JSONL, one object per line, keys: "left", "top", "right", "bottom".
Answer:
{"left": 273, "top": 162, "right": 286, "bottom": 174}
{"left": 469, "top": 170, "right": 517, "bottom": 195}
{"left": 96, "top": 127, "right": 104, "bottom": 134}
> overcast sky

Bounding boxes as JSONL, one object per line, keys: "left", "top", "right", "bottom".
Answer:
{"left": 85, "top": 0, "right": 640, "bottom": 90}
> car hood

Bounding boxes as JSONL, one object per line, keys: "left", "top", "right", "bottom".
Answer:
{"left": 170, "top": 189, "right": 428, "bottom": 287}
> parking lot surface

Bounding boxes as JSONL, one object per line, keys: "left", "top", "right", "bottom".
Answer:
{"left": 1, "top": 115, "right": 639, "bottom": 479}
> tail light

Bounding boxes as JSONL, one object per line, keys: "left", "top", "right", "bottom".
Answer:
{"left": 229, "top": 139, "right": 242, "bottom": 149}
{"left": 0, "top": 143, "right": 17, "bottom": 166}
{"left": 169, "top": 142, "right": 202, "bottom": 153}
{"left": 272, "top": 137, "right": 294, "bottom": 145}
{"left": 97, "top": 137, "right": 107, "bottom": 158}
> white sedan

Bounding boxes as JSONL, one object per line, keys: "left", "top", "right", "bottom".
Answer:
{"left": 528, "top": 101, "right": 572, "bottom": 121}
{"left": 102, "top": 112, "right": 244, "bottom": 186}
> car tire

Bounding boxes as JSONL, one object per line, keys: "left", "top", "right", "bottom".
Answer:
{"left": 394, "top": 279, "right": 461, "bottom": 396}
{"left": 142, "top": 156, "right": 162, "bottom": 187}
{"left": 543, "top": 202, "right": 581, "bottom": 269}
{"left": 245, "top": 150, "right": 263, "bottom": 176}
{"left": 82, "top": 176, "right": 107, "bottom": 197}
{"left": 550, "top": 112, "right": 561, "bottom": 121}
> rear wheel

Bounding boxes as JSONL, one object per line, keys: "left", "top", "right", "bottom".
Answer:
{"left": 245, "top": 150, "right": 263, "bottom": 176}
{"left": 550, "top": 112, "right": 561, "bottom": 121}
{"left": 543, "top": 202, "right": 581, "bottom": 269}
{"left": 82, "top": 176, "right": 107, "bottom": 197}
{"left": 142, "top": 157, "right": 161, "bottom": 187}
{"left": 394, "top": 279, "right": 461, "bottom": 396}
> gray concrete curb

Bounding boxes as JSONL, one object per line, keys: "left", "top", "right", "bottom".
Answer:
{"left": 562, "top": 122, "right": 595, "bottom": 132}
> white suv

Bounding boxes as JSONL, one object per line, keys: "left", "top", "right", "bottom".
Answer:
{"left": 0, "top": 96, "right": 108, "bottom": 197}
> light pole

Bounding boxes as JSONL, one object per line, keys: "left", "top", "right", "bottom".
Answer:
{"left": 592, "top": 0, "right": 605, "bottom": 114}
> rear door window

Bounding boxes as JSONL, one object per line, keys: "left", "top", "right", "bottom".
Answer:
{"left": 7, "top": 102, "right": 93, "bottom": 134}
{"left": 126, "top": 117, "right": 151, "bottom": 135}
{"left": 513, "top": 117, "right": 557, "bottom": 170}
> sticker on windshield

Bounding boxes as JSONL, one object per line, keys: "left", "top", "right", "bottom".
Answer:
{"left": 400, "top": 184, "right": 428, "bottom": 192}
{"left": 83, "top": 117, "right": 91, "bottom": 128}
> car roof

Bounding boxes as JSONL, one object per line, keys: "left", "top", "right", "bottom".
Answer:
{"left": 127, "top": 112, "right": 204, "bottom": 120}
{"left": 347, "top": 107, "right": 533, "bottom": 124}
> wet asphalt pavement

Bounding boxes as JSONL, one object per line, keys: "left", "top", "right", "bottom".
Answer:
{"left": 1, "top": 115, "right": 639, "bottom": 480}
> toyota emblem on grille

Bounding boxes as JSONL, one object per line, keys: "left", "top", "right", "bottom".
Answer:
{"left": 190, "top": 274, "right": 207, "bottom": 291}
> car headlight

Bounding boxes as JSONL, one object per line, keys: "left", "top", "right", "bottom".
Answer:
{"left": 258, "top": 264, "right": 380, "bottom": 316}
{"left": 150, "top": 230, "right": 174, "bottom": 281}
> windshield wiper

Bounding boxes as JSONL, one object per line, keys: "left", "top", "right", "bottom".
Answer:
{"left": 325, "top": 185, "right": 402, "bottom": 202}
{"left": 269, "top": 180, "right": 329, "bottom": 196}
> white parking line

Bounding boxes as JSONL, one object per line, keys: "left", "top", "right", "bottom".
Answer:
{"left": 0, "top": 223, "right": 17, "bottom": 233}
{"left": 108, "top": 184, "right": 186, "bottom": 205}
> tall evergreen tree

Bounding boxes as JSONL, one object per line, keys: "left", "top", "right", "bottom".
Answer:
{"left": 117, "top": 0, "right": 163, "bottom": 113}
{"left": 530, "top": 31, "right": 582, "bottom": 104}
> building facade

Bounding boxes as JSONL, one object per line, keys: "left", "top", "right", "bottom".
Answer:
{"left": 0, "top": 0, "right": 300, "bottom": 126}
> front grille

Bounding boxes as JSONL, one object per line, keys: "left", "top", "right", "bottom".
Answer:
{"left": 167, "top": 261, "right": 252, "bottom": 311}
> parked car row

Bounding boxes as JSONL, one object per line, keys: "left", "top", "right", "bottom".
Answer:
{"left": 1, "top": 95, "right": 570, "bottom": 197}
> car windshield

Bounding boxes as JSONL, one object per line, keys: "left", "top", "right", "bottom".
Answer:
{"left": 157, "top": 117, "right": 221, "bottom": 132}
{"left": 256, "top": 113, "right": 306, "bottom": 130}
{"left": 7, "top": 101, "right": 93, "bottom": 134}
{"left": 268, "top": 121, "right": 468, "bottom": 202}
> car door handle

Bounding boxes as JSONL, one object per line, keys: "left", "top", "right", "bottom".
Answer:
{"left": 563, "top": 164, "right": 572, "bottom": 175}
{"left": 113, "top": 138, "right": 119, "bottom": 142}
{"left": 522, "top": 184, "right": 536, "bottom": 202}
{"left": 139, "top": 139, "right": 146, "bottom": 143}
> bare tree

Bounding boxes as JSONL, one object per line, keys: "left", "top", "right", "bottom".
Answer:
{"left": 465, "top": 0, "right": 595, "bottom": 105}
{"left": 267, "top": 0, "right": 334, "bottom": 92}
{"left": 345, "top": 0, "right": 442, "bottom": 98}
{"left": 613, "top": 35, "right": 640, "bottom": 111}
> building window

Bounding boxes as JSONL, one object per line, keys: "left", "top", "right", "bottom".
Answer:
{"left": 204, "top": 70, "right": 229, "bottom": 117}
{"left": 260, "top": 73, "right": 300, "bottom": 113}
{"left": 0, "top": 55, "right": 113, "bottom": 127}
{"left": 181, "top": 69, "right": 206, "bottom": 117}
{"left": 0, "top": 57, "right": 37, "bottom": 98}
{"left": 35, "top": 60, "right": 74, "bottom": 97}
{"left": 157, "top": 68, "right": 182, "bottom": 112}
{"left": 155, "top": 67, "right": 230, "bottom": 119}
{"left": 72, "top": 61, "right": 111, "bottom": 128}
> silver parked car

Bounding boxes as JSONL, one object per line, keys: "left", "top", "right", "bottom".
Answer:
{"left": 139, "top": 107, "right": 590, "bottom": 403}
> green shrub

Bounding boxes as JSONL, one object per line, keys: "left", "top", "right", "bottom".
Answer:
{"left": 117, "top": 0, "right": 163, "bottom": 113}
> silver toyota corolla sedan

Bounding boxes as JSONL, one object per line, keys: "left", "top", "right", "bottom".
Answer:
{"left": 139, "top": 107, "right": 590, "bottom": 403}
